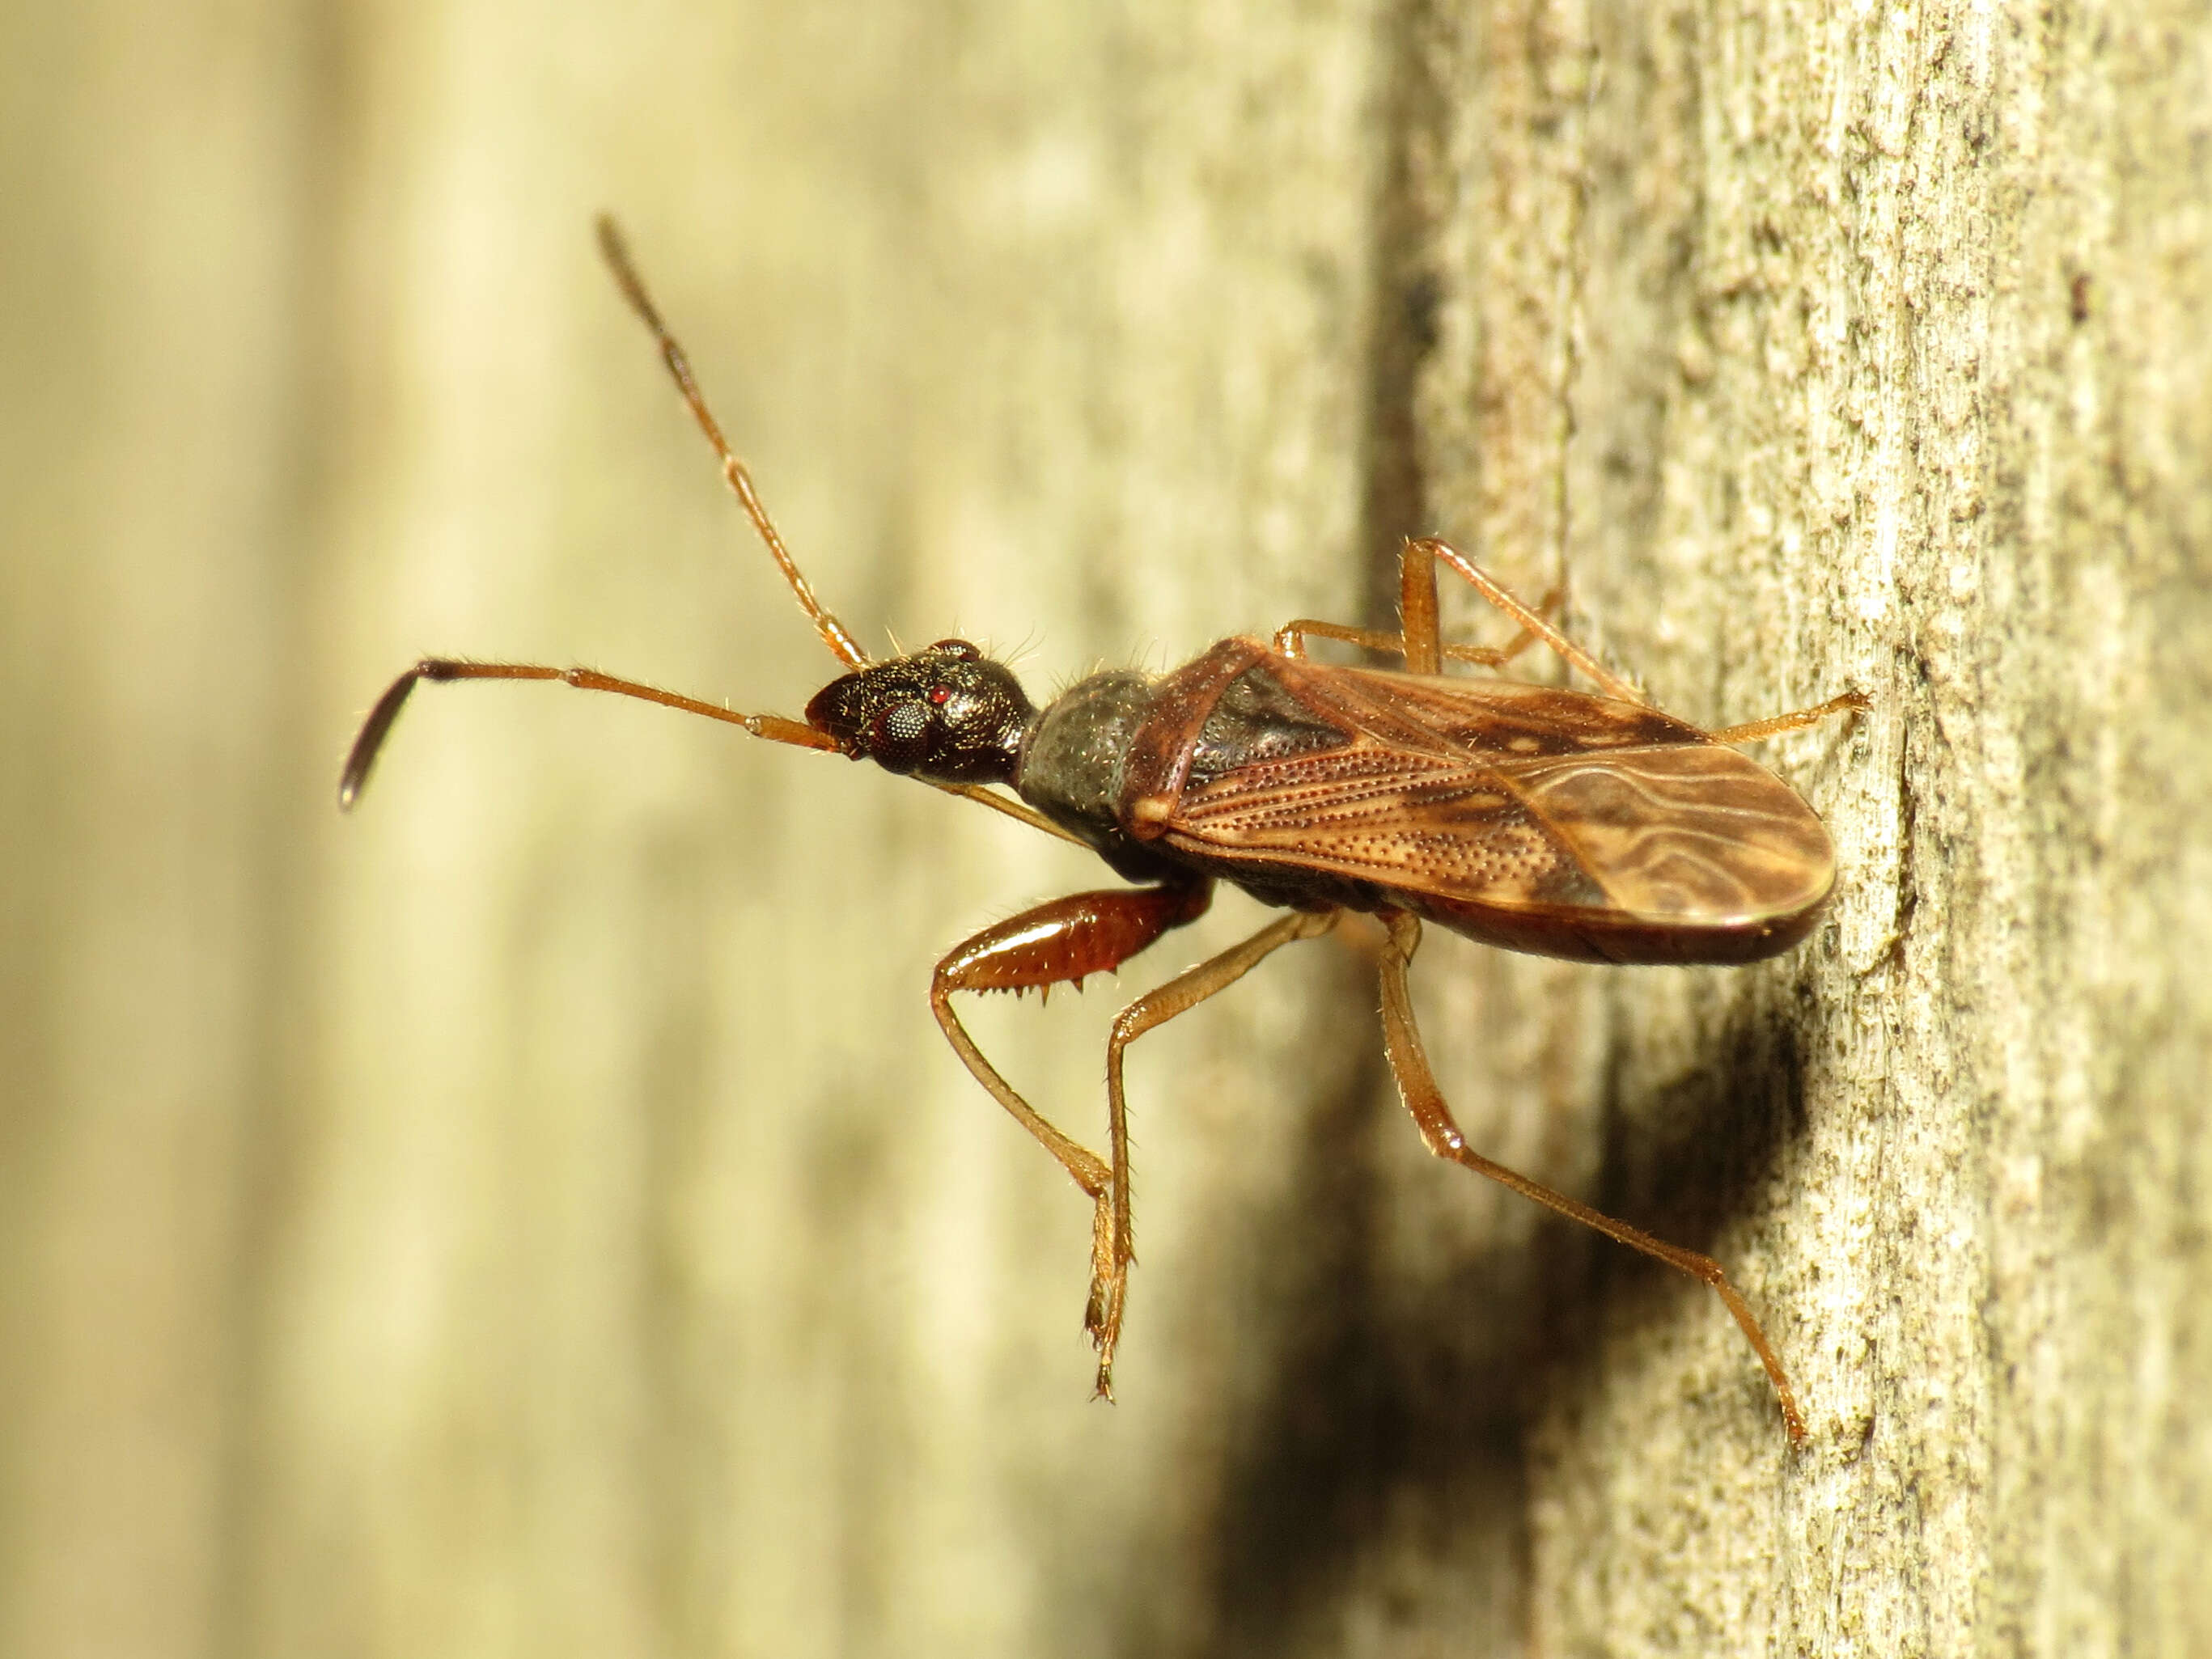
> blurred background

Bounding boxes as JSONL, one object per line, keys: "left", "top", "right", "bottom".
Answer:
{"left": 10, "top": 2, "right": 2210, "bottom": 1656}
{"left": 1, "top": 2, "right": 1435, "bottom": 1654}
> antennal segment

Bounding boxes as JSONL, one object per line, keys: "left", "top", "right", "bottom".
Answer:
{"left": 337, "top": 658, "right": 841, "bottom": 810}
{"left": 337, "top": 656, "right": 1087, "bottom": 847}
{"left": 595, "top": 216, "right": 867, "bottom": 671}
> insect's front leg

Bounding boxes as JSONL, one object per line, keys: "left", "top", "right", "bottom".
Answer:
{"left": 930, "top": 881, "right": 1213, "bottom": 1382}
{"left": 1372, "top": 909, "right": 1810, "bottom": 1444}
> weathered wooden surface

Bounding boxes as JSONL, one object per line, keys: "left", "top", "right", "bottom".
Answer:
{"left": 2, "top": 2, "right": 2206, "bottom": 1655}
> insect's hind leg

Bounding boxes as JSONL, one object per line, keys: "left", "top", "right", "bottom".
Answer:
{"left": 1091, "top": 908, "right": 1338, "bottom": 1394}
{"left": 1273, "top": 535, "right": 1625, "bottom": 699}
{"left": 1706, "top": 691, "right": 1870, "bottom": 747}
{"left": 1403, "top": 538, "right": 1645, "bottom": 700}
{"left": 1372, "top": 908, "right": 1809, "bottom": 1445}
{"left": 1269, "top": 608, "right": 1562, "bottom": 675}
{"left": 1295, "top": 537, "right": 1547, "bottom": 677}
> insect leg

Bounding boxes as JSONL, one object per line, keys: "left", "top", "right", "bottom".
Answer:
{"left": 1373, "top": 909, "right": 1809, "bottom": 1444}
{"left": 1092, "top": 908, "right": 1339, "bottom": 1394}
{"left": 1706, "top": 691, "right": 1871, "bottom": 747}
{"left": 1256, "top": 540, "right": 1451, "bottom": 670}
{"left": 930, "top": 881, "right": 1213, "bottom": 1382}
{"left": 1271, "top": 597, "right": 1562, "bottom": 671}
{"left": 1407, "top": 538, "right": 1646, "bottom": 703}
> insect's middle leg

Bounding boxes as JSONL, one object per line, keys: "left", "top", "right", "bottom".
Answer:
{"left": 1372, "top": 909, "right": 1809, "bottom": 1444}
{"left": 1089, "top": 907, "right": 1338, "bottom": 1394}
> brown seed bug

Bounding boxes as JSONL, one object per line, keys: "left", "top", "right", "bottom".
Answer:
{"left": 341, "top": 218, "right": 1866, "bottom": 1445}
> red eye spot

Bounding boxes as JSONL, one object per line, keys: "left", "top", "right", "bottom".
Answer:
{"left": 928, "top": 685, "right": 951, "bottom": 705}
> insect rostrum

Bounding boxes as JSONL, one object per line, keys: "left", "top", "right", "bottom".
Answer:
{"left": 341, "top": 219, "right": 1865, "bottom": 1446}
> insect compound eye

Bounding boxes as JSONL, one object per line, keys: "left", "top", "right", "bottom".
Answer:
{"left": 868, "top": 698, "right": 937, "bottom": 774}
{"left": 927, "top": 638, "right": 981, "bottom": 661}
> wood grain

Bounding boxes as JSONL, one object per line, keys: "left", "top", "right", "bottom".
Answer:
{"left": 2, "top": 2, "right": 2205, "bottom": 1655}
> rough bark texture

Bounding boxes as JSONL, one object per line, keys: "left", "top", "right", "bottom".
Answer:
{"left": 3, "top": 2, "right": 2206, "bottom": 1657}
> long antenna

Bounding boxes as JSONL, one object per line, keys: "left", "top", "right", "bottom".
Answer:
{"left": 338, "top": 225, "right": 1086, "bottom": 849}
{"left": 337, "top": 655, "right": 1081, "bottom": 845}
{"left": 595, "top": 216, "right": 867, "bottom": 671}
{"left": 337, "top": 658, "right": 841, "bottom": 809}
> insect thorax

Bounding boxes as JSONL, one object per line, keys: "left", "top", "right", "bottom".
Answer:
{"left": 1015, "top": 669, "right": 1184, "bottom": 884}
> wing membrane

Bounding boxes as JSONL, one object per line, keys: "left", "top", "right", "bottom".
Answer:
{"left": 1163, "top": 656, "right": 1833, "bottom": 929}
